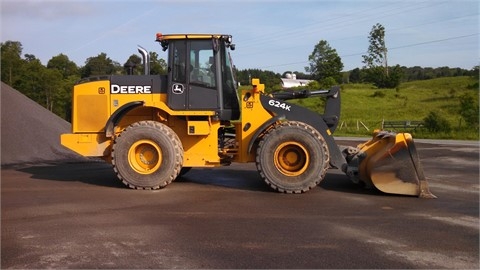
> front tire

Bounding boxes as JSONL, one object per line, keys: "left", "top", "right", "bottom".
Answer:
{"left": 255, "top": 121, "right": 330, "bottom": 193}
{"left": 112, "top": 121, "right": 183, "bottom": 190}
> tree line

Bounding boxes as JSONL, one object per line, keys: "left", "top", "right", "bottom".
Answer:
{"left": 1, "top": 41, "right": 168, "bottom": 119}
{"left": 1, "top": 23, "right": 478, "bottom": 120}
{"left": 238, "top": 23, "right": 477, "bottom": 91}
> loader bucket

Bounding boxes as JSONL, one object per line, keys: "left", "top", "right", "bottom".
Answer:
{"left": 356, "top": 131, "right": 436, "bottom": 198}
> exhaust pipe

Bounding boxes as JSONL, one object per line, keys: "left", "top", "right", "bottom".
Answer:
{"left": 137, "top": 45, "right": 150, "bottom": 75}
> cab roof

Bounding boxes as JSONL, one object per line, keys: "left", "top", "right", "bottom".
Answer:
{"left": 156, "top": 33, "right": 231, "bottom": 41}
{"left": 155, "top": 33, "right": 234, "bottom": 52}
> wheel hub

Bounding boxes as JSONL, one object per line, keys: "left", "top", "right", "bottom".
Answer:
{"left": 274, "top": 142, "right": 309, "bottom": 176}
{"left": 128, "top": 140, "right": 162, "bottom": 174}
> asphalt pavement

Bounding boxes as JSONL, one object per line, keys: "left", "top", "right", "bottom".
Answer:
{"left": 1, "top": 140, "right": 479, "bottom": 269}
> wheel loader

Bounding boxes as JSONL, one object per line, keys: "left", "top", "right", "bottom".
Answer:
{"left": 61, "top": 33, "right": 435, "bottom": 198}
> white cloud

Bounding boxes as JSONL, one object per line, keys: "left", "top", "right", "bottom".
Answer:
{"left": 1, "top": 0, "right": 95, "bottom": 21}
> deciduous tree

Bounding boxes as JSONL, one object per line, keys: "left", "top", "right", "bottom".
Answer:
{"left": 362, "top": 23, "right": 402, "bottom": 88}
{"left": 306, "top": 40, "right": 343, "bottom": 84}
{"left": 47, "top": 54, "right": 79, "bottom": 78}
{"left": 362, "top": 23, "right": 388, "bottom": 72}
{"left": 81, "top": 53, "right": 120, "bottom": 78}
{"left": 459, "top": 93, "right": 479, "bottom": 129}
{"left": 149, "top": 51, "right": 167, "bottom": 75}
{"left": 1, "top": 41, "right": 24, "bottom": 86}
{"left": 124, "top": 54, "right": 142, "bottom": 75}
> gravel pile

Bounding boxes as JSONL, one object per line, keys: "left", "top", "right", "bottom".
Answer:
{"left": 1, "top": 82, "right": 84, "bottom": 165}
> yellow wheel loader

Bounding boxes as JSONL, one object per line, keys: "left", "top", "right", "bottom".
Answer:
{"left": 61, "top": 33, "right": 435, "bottom": 198}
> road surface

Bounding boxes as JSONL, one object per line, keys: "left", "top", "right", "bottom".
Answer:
{"left": 2, "top": 140, "right": 478, "bottom": 269}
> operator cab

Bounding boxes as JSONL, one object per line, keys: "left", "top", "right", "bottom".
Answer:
{"left": 156, "top": 33, "right": 240, "bottom": 121}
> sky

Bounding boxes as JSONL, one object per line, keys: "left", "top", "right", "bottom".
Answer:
{"left": 1, "top": 0, "right": 478, "bottom": 74}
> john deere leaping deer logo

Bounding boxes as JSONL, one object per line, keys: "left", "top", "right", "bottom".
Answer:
{"left": 172, "top": 83, "right": 184, "bottom": 94}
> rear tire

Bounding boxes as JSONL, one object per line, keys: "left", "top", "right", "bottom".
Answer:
{"left": 255, "top": 121, "right": 329, "bottom": 193}
{"left": 112, "top": 121, "right": 183, "bottom": 190}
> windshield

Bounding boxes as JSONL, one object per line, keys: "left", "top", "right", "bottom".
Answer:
{"left": 221, "top": 44, "right": 239, "bottom": 110}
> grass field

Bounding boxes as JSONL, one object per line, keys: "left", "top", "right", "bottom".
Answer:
{"left": 335, "top": 76, "right": 479, "bottom": 139}
{"left": 244, "top": 76, "right": 479, "bottom": 140}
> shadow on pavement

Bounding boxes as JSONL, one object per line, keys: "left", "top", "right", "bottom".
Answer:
{"left": 16, "top": 161, "right": 124, "bottom": 189}
{"left": 178, "top": 167, "right": 272, "bottom": 192}
{"left": 13, "top": 161, "right": 388, "bottom": 196}
{"left": 320, "top": 171, "right": 385, "bottom": 197}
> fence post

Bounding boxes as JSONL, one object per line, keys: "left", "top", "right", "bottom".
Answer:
{"left": 359, "top": 121, "right": 369, "bottom": 131}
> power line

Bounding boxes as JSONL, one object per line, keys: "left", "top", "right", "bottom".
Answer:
{"left": 235, "top": 0, "right": 461, "bottom": 58}
{"left": 238, "top": 0, "right": 444, "bottom": 50}
{"left": 390, "top": 33, "right": 479, "bottom": 50}
{"left": 237, "top": 1, "right": 406, "bottom": 48}
{"left": 237, "top": 11, "right": 478, "bottom": 59}
{"left": 256, "top": 33, "right": 479, "bottom": 69}
{"left": 340, "top": 33, "right": 479, "bottom": 58}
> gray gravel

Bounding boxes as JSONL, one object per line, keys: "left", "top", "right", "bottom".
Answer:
{"left": 1, "top": 82, "right": 84, "bottom": 165}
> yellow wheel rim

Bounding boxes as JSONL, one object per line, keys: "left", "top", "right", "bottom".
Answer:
{"left": 128, "top": 140, "right": 162, "bottom": 174}
{"left": 273, "top": 142, "right": 309, "bottom": 176}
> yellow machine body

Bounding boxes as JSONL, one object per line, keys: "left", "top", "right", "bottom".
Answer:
{"left": 61, "top": 79, "right": 271, "bottom": 166}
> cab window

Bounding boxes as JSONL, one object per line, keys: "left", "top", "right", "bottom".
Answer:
{"left": 172, "top": 40, "right": 187, "bottom": 83}
{"left": 189, "top": 40, "right": 216, "bottom": 88}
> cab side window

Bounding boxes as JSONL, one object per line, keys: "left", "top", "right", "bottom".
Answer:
{"left": 189, "top": 40, "right": 216, "bottom": 88}
{"left": 172, "top": 40, "right": 187, "bottom": 83}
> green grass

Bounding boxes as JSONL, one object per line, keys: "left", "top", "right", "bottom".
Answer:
{"left": 241, "top": 76, "right": 479, "bottom": 140}
{"left": 336, "top": 77, "right": 479, "bottom": 139}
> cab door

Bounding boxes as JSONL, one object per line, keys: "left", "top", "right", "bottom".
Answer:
{"left": 187, "top": 40, "right": 218, "bottom": 110}
{"left": 167, "top": 39, "right": 188, "bottom": 110}
{"left": 167, "top": 39, "right": 218, "bottom": 111}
